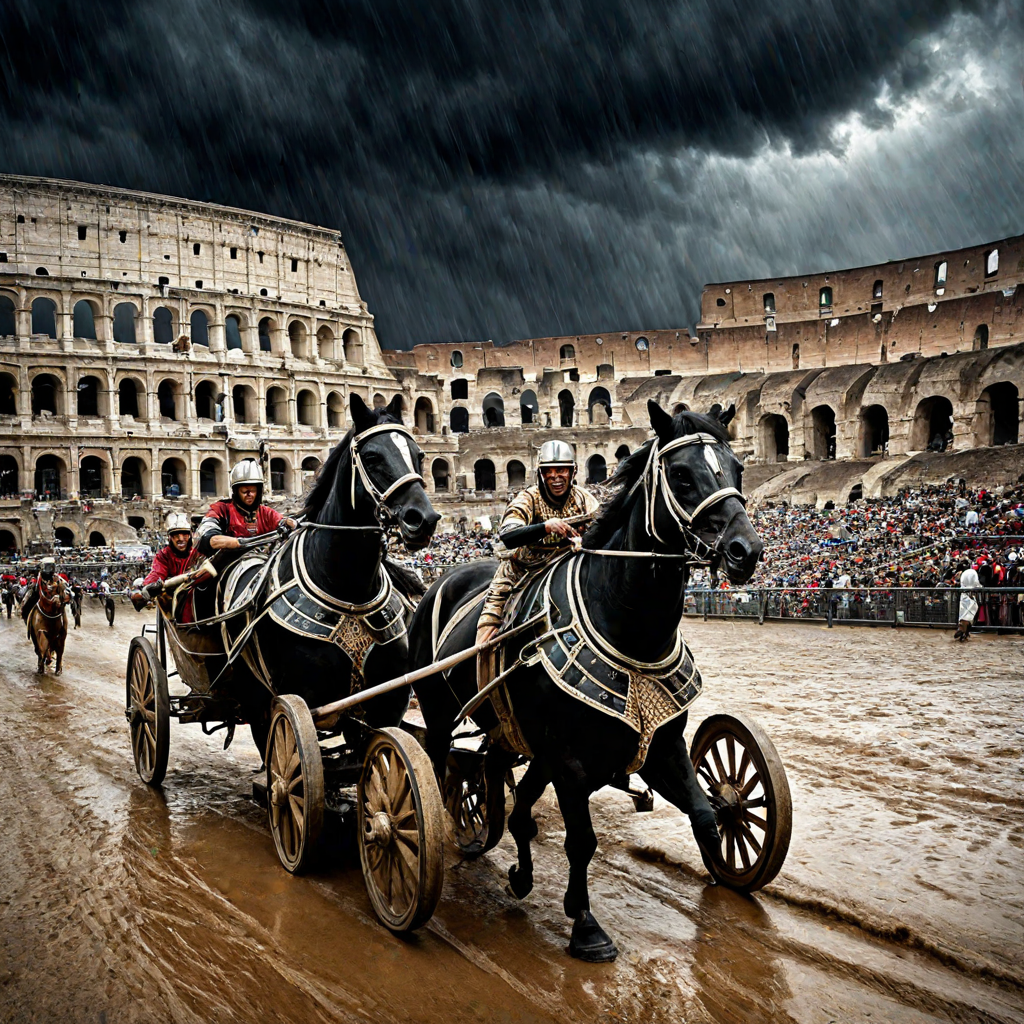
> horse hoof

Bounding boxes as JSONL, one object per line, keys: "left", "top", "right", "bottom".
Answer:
{"left": 568, "top": 911, "right": 618, "bottom": 962}
{"left": 506, "top": 864, "right": 533, "bottom": 900}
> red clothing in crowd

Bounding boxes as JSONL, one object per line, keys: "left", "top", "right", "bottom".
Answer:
{"left": 143, "top": 545, "right": 193, "bottom": 587}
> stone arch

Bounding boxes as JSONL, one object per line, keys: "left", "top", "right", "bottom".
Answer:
{"left": 482, "top": 392, "right": 505, "bottom": 427}
{"left": 519, "top": 389, "right": 539, "bottom": 424}
{"left": 270, "top": 456, "right": 293, "bottom": 494}
{"left": 615, "top": 444, "right": 631, "bottom": 464}
{"left": 586, "top": 454, "right": 607, "bottom": 484}
{"left": 301, "top": 456, "right": 322, "bottom": 490}
{"left": 54, "top": 527, "right": 76, "bottom": 548}
{"left": 157, "top": 378, "right": 184, "bottom": 421}
{"left": 153, "top": 305, "right": 177, "bottom": 345}
{"left": 560, "top": 343, "right": 575, "bottom": 362}
{"left": 0, "top": 294, "right": 15, "bottom": 337}
{"left": 975, "top": 382, "right": 1019, "bottom": 447}
{"left": 671, "top": 402, "right": 690, "bottom": 415}
{"left": 258, "top": 316, "right": 275, "bottom": 352}
{"left": 73, "top": 299, "right": 99, "bottom": 340}
{"left": 327, "top": 390, "right": 346, "bottom": 428}
{"left": 858, "top": 405, "right": 889, "bottom": 458}
{"left": 31, "top": 297, "right": 58, "bottom": 338}
{"left": 973, "top": 324, "right": 989, "bottom": 351}
{"left": 194, "top": 379, "right": 223, "bottom": 421}
{"left": 126, "top": 516, "right": 147, "bottom": 532}
{"left": 507, "top": 460, "right": 526, "bottom": 490}
{"left": 190, "top": 309, "right": 210, "bottom": 346}
{"left": 200, "top": 457, "right": 226, "bottom": 497}
{"left": 911, "top": 395, "right": 954, "bottom": 451}
{"left": 0, "top": 528, "right": 18, "bottom": 551}
{"left": 34, "top": 452, "right": 67, "bottom": 498}
{"left": 414, "top": 396, "right": 435, "bottom": 434}
{"left": 431, "top": 458, "right": 450, "bottom": 492}
{"left": 0, "top": 452, "right": 21, "bottom": 496}
{"left": 79, "top": 454, "right": 110, "bottom": 497}
{"left": 372, "top": 393, "right": 387, "bottom": 409}
{"left": 343, "top": 328, "right": 363, "bottom": 365}
{"left": 296, "top": 388, "right": 319, "bottom": 426}
{"left": 587, "top": 386, "right": 612, "bottom": 425}
{"left": 266, "top": 386, "right": 289, "bottom": 425}
{"left": 474, "top": 459, "right": 496, "bottom": 491}
{"left": 113, "top": 301, "right": 138, "bottom": 344}
{"left": 809, "top": 405, "right": 836, "bottom": 460}
{"left": 117, "top": 376, "right": 145, "bottom": 419}
{"left": 758, "top": 414, "right": 789, "bottom": 462}
{"left": 558, "top": 389, "right": 575, "bottom": 428}
{"left": 232, "top": 383, "right": 258, "bottom": 423}
{"left": 0, "top": 372, "right": 15, "bottom": 416}
{"left": 161, "top": 457, "right": 188, "bottom": 497}
{"left": 120, "top": 456, "right": 147, "bottom": 498}
{"left": 76, "top": 374, "right": 106, "bottom": 418}
{"left": 225, "top": 313, "right": 244, "bottom": 351}
{"left": 289, "top": 320, "right": 309, "bottom": 359}
{"left": 450, "top": 407, "right": 469, "bottom": 433}
{"left": 31, "top": 373, "right": 62, "bottom": 418}
{"left": 88, "top": 531, "right": 107, "bottom": 547}
{"left": 316, "top": 324, "right": 335, "bottom": 360}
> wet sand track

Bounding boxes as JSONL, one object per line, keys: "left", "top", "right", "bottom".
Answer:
{"left": 1, "top": 608, "right": 1022, "bottom": 1023}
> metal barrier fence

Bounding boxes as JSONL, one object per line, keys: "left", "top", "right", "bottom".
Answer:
{"left": 683, "top": 587, "right": 1024, "bottom": 631}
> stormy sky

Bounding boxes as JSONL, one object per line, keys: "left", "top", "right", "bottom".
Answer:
{"left": 1, "top": 1, "right": 1022, "bottom": 348}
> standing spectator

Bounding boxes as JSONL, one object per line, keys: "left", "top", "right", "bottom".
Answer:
{"left": 953, "top": 560, "right": 981, "bottom": 642}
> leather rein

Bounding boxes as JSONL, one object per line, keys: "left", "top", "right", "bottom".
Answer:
{"left": 348, "top": 423, "right": 426, "bottom": 526}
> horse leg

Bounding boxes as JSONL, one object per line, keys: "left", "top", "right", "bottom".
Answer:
{"left": 479, "top": 742, "right": 517, "bottom": 854}
{"left": 506, "top": 759, "right": 551, "bottom": 899}
{"left": 638, "top": 728, "right": 720, "bottom": 853}
{"left": 551, "top": 771, "right": 617, "bottom": 962}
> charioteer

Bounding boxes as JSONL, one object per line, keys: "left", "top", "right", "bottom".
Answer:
{"left": 130, "top": 512, "right": 194, "bottom": 609}
{"left": 20, "top": 557, "right": 68, "bottom": 623}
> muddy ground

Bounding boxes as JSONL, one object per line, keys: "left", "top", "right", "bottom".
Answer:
{"left": 1, "top": 604, "right": 1021, "bottom": 1023}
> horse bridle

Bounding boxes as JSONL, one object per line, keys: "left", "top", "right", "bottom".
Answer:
{"left": 349, "top": 423, "right": 427, "bottom": 525}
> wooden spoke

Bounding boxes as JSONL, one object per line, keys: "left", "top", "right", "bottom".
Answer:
{"left": 726, "top": 735, "right": 736, "bottom": 780}
{"left": 710, "top": 741, "right": 729, "bottom": 785}
{"left": 126, "top": 638, "right": 169, "bottom": 787}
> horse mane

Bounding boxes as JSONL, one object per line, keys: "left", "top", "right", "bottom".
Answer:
{"left": 582, "top": 410, "right": 732, "bottom": 549}
{"left": 302, "top": 406, "right": 403, "bottom": 521}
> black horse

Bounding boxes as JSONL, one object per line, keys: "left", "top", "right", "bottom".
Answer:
{"left": 214, "top": 394, "right": 441, "bottom": 740}
{"left": 407, "top": 402, "right": 763, "bottom": 961}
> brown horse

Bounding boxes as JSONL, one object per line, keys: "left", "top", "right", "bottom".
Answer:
{"left": 28, "top": 577, "right": 68, "bottom": 674}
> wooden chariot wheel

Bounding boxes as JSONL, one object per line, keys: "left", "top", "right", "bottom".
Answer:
{"left": 358, "top": 727, "right": 445, "bottom": 932}
{"left": 443, "top": 749, "right": 490, "bottom": 856}
{"left": 689, "top": 712, "right": 792, "bottom": 893}
{"left": 125, "top": 637, "right": 170, "bottom": 786}
{"left": 266, "top": 695, "right": 324, "bottom": 874}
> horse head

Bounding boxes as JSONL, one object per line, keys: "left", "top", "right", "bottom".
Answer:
{"left": 345, "top": 393, "right": 441, "bottom": 550}
{"left": 647, "top": 400, "right": 763, "bottom": 583}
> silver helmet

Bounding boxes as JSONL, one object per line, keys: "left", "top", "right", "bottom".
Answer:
{"left": 229, "top": 459, "right": 264, "bottom": 489}
{"left": 165, "top": 512, "right": 191, "bottom": 536}
{"left": 536, "top": 439, "right": 576, "bottom": 501}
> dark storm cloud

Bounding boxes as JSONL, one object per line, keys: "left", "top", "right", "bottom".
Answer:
{"left": 1, "top": 0, "right": 1021, "bottom": 346}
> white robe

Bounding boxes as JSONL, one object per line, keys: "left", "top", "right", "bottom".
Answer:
{"left": 958, "top": 568, "right": 980, "bottom": 622}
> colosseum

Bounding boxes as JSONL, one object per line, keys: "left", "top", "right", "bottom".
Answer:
{"left": 0, "top": 173, "right": 1021, "bottom": 552}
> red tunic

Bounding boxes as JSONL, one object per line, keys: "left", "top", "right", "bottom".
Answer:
{"left": 143, "top": 545, "right": 193, "bottom": 587}
{"left": 196, "top": 499, "right": 283, "bottom": 556}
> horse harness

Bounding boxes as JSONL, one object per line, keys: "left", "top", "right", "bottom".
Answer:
{"left": 34, "top": 576, "right": 69, "bottom": 620}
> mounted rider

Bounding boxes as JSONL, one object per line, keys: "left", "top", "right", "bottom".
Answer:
{"left": 476, "top": 440, "right": 599, "bottom": 653}
{"left": 21, "top": 557, "right": 69, "bottom": 623}
{"left": 130, "top": 512, "right": 194, "bottom": 609}
{"left": 194, "top": 459, "right": 297, "bottom": 556}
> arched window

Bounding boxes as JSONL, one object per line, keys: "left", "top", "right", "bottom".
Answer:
{"left": 450, "top": 379, "right": 468, "bottom": 400}
{"left": 35, "top": 454, "right": 65, "bottom": 498}
{"left": 912, "top": 396, "right": 954, "bottom": 451}
{"left": 327, "top": 391, "right": 345, "bottom": 428}
{"left": 113, "top": 302, "right": 137, "bottom": 344}
{"left": 450, "top": 350, "right": 463, "bottom": 369}
{"left": 87, "top": 530, "right": 106, "bottom": 547}
{"left": 296, "top": 388, "right": 319, "bottom": 426}
{"left": 615, "top": 444, "right": 631, "bottom": 464}
{"left": 54, "top": 527, "right": 75, "bottom": 547}
{"left": 586, "top": 454, "right": 607, "bottom": 484}
{"left": 80, "top": 455, "right": 105, "bottom": 497}
{"left": 232, "top": 384, "right": 257, "bottom": 423}
{"left": 934, "top": 262, "right": 947, "bottom": 290}
{"left": 289, "top": 321, "right": 308, "bottom": 359}
{"left": 762, "top": 293, "right": 775, "bottom": 313}
{"left": 266, "top": 386, "right": 288, "bottom": 425}
{"left": 818, "top": 287, "right": 832, "bottom": 308}
{"left": 558, "top": 389, "right": 575, "bottom": 428}
{"left": 317, "top": 325, "right": 335, "bottom": 360}
{"left": 190, "top": 309, "right": 209, "bottom": 346}
{"left": 519, "top": 389, "right": 539, "bottom": 424}
{"left": 431, "top": 458, "right": 450, "bottom": 492}
{"left": 258, "top": 317, "right": 274, "bottom": 352}
{"left": 450, "top": 407, "right": 469, "bottom": 433}
{"left": 77, "top": 376, "right": 101, "bottom": 417}
{"left": 587, "top": 386, "right": 612, "bottom": 425}
{"left": 974, "top": 324, "right": 989, "bottom": 351}
{"left": 31, "top": 374, "right": 60, "bottom": 417}
{"left": 559, "top": 344, "right": 575, "bottom": 362}
{"left": 792, "top": 343, "right": 800, "bottom": 369}
{"left": 200, "top": 458, "right": 223, "bottom": 497}
{"left": 270, "top": 457, "right": 291, "bottom": 493}
{"left": 372, "top": 392, "right": 386, "bottom": 409}
{"left": 975, "top": 382, "right": 1019, "bottom": 446}
{"left": 0, "top": 529, "right": 17, "bottom": 550}
{"left": 120, "top": 457, "right": 146, "bottom": 498}
{"left": 343, "top": 328, "right": 363, "bottom": 365}
{"left": 31, "top": 297, "right": 57, "bottom": 338}
{"left": 225, "top": 314, "right": 243, "bottom": 350}
{"left": 161, "top": 458, "right": 187, "bottom": 497}
{"left": 507, "top": 460, "right": 526, "bottom": 490}
{"left": 195, "top": 380, "right": 222, "bottom": 421}
{"left": 118, "top": 378, "right": 141, "bottom": 418}
{"left": 859, "top": 406, "right": 889, "bottom": 457}
{"left": 73, "top": 300, "right": 97, "bottom": 339}
{"left": 414, "top": 396, "right": 435, "bottom": 433}
{"left": 482, "top": 392, "right": 505, "bottom": 427}
{"left": 157, "top": 379, "right": 180, "bottom": 420}
{"left": 0, "top": 373, "right": 15, "bottom": 415}
{"left": 153, "top": 306, "right": 175, "bottom": 344}
{"left": 872, "top": 280, "right": 883, "bottom": 300}
{"left": 0, "top": 454, "right": 20, "bottom": 497}
{"left": 810, "top": 405, "right": 836, "bottom": 460}
{"left": 0, "top": 295, "right": 15, "bottom": 337}
{"left": 759, "top": 414, "right": 789, "bottom": 462}
{"left": 474, "top": 459, "right": 496, "bottom": 491}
